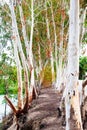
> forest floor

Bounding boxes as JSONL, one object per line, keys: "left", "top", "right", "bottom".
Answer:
{"left": 1, "top": 87, "right": 87, "bottom": 130}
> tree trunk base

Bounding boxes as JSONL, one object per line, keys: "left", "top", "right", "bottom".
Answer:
{"left": 81, "top": 96, "right": 87, "bottom": 129}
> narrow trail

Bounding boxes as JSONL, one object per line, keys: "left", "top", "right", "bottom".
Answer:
{"left": 28, "top": 87, "right": 65, "bottom": 130}
{"left": 7, "top": 87, "right": 65, "bottom": 130}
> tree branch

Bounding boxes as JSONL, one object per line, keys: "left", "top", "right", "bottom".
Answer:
{"left": 4, "top": 95, "right": 17, "bottom": 114}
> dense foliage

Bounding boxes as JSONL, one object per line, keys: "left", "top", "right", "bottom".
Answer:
{"left": 79, "top": 56, "right": 87, "bottom": 79}
{"left": 0, "top": 0, "right": 87, "bottom": 94}
{"left": 0, "top": 53, "right": 17, "bottom": 94}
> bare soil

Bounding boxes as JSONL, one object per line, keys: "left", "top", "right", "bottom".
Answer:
{"left": 2, "top": 87, "right": 87, "bottom": 130}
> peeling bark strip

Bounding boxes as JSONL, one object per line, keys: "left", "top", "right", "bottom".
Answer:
{"left": 65, "top": 0, "right": 83, "bottom": 130}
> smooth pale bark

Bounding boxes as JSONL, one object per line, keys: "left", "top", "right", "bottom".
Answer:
{"left": 29, "top": 0, "right": 37, "bottom": 100}
{"left": 38, "top": 43, "right": 42, "bottom": 73}
{"left": 19, "top": 4, "right": 30, "bottom": 70}
{"left": 37, "top": 43, "right": 42, "bottom": 86}
{"left": 9, "top": 0, "right": 29, "bottom": 104}
{"left": 12, "top": 18, "right": 23, "bottom": 109}
{"left": 40, "top": 60, "right": 48, "bottom": 86}
{"left": 10, "top": 1, "right": 23, "bottom": 109}
{"left": 29, "top": 0, "right": 34, "bottom": 90}
{"left": 56, "top": 22, "right": 64, "bottom": 91}
{"left": 35, "top": 65, "right": 39, "bottom": 80}
{"left": 45, "top": 0, "right": 54, "bottom": 83}
{"left": 35, "top": 43, "right": 42, "bottom": 80}
{"left": 50, "top": 1, "right": 58, "bottom": 76}
{"left": 56, "top": 2, "right": 65, "bottom": 91}
{"left": 65, "top": 0, "right": 83, "bottom": 130}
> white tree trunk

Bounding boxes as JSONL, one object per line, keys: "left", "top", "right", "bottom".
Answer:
{"left": 56, "top": 21, "right": 64, "bottom": 91}
{"left": 56, "top": 2, "right": 64, "bottom": 91}
{"left": 65, "top": 0, "right": 83, "bottom": 130}
{"left": 19, "top": 4, "right": 30, "bottom": 70}
{"left": 38, "top": 43, "right": 42, "bottom": 73}
{"left": 50, "top": 1, "right": 57, "bottom": 85}
{"left": 29, "top": 0, "right": 37, "bottom": 99}
{"left": 12, "top": 20, "right": 23, "bottom": 109}
{"left": 45, "top": 0, "right": 54, "bottom": 83}
{"left": 9, "top": 0, "right": 29, "bottom": 103}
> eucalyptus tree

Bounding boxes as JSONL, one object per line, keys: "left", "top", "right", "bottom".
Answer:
{"left": 18, "top": 0, "right": 36, "bottom": 102}
{"left": 45, "top": 0, "right": 55, "bottom": 83}
{"left": 4, "top": 0, "right": 30, "bottom": 114}
{"left": 50, "top": 0, "right": 57, "bottom": 76}
{"left": 2, "top": 0, "right": 47, "bottom": 124}
{"left": 55, "top": 0, "right": 66, "bottom": 91}
{"left": 65, "top": 0, "right": 83, "bottom": 129}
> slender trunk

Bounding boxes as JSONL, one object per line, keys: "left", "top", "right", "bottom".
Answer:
{"left": 4, "top": 102, "right": 7, "bottom": 117}
{"left": 50, "top": 1, "right": 58, "bottom": 78}
{"left": 65, "top": 0, "right": 83, "bottom": 130}
{"left": 38, "top": 43, "right": 42, "bottom": 73}
{"left": 19, "top": 4, "right": 30, "bottom": 70}
{"left": 56, "top": 3, "right": 64, "bottom": 91}
{"left": 35, "top": 65, "right": 39, "bottom": 79}
{"left": 13, "top": 37, "right": 23, "bottom": 109}
{"left": 9, "top": 0, "right": 29, "bottom": 105}
{"left": 45, "top": 0, "right": 54, "bottom": 83}
{"left": 29, "top": 0, "right": 34, "bottom": 89}
{"left": 29, "top": 0, "right": 37, "bottom": 100}
{"left": 11, "top": 2, "right": 23, "bottom": 109}
{"left": 38, "top": 43, "right": 42, "bottom": 86}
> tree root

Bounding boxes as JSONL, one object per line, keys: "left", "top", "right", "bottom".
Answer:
{"left": 4, "top": 86, "right": 39, "bottom": 130}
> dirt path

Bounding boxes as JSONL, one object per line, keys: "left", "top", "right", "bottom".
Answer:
{"left": 6, "top": 87, "right": 65, "bottom": 130}
{"left": 27, "top": 87, "right": 65, "bottom": 130}
{"left": 2, "top": 87, "right": 87, "bottom": 130}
